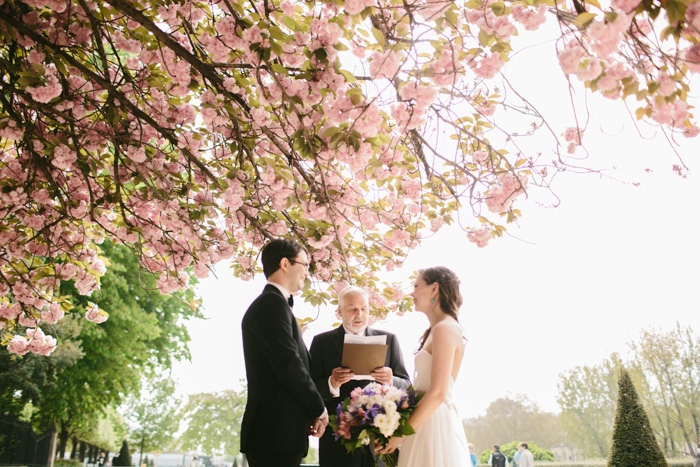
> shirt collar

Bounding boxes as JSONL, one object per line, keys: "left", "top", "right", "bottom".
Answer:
{"left": 267, "top": 281, "right": 292, "bottom": 300}
{"left": 342, "top": 325, "right": 367, "bottom": 336}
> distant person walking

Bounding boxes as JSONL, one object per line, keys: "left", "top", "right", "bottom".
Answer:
{"left": 518, "top": 443, "right": 534, "bottom": 467}
{"left": 488, "top": 445, "right": 509, "bottom": 467}
{"left": 513, "top": 446, "right": 521, "bottom": 467}
{"left": 469, "top": 444, "right": 478, "bottom": 467}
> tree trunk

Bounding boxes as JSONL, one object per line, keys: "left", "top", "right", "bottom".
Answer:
{"left": 138, "top": 436, "right": 144, "bottom": 467}
{"left": 79, "top": 441, "right": 87, "bottom": 463}
{"left": 57, "top": 426, "right": 69, "bottom": 460}
{"left": 70, "top": 436, "right": 78, "bottom": 459}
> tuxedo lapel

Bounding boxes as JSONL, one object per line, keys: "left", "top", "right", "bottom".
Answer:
{"left": 331, "top": 325, "right": 345, "bottom": 360}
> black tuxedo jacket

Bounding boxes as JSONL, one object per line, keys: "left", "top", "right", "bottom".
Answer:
{"left": 309, "top": 326, "right": 411, "bottom": 467}
{"left": 240, "top": 284, "right": 325, "bottom": 459}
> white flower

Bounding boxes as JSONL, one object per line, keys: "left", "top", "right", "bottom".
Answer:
{"left": 373, "top": 413, "right": 400, "bottom": 438}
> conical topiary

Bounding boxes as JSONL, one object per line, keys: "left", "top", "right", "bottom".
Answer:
{"left": 607, "top": 368, "right": 668, "bottom": 467}
{"left": 112, "top": 440, "right": 132, "bottom": 467}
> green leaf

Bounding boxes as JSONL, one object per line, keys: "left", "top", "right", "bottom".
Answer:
{"left": 371, "top": 27, "right": 386, "bottom": 46}
{"left": 282, "top": 15, "right": 296, "bottom": 31}
{"left": 573, "top": 12, "right": 597, "bottom": 27}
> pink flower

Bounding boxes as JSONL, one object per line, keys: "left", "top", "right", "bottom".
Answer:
{"left": 41, "top": 304, "right": 65, "bottom": 324}
{"left": 564, "top": 127, "right": 583, "bottom": 144}
{"left": 8, "top": 335, "right": 30, "bottom": 355}
{"left": 472, "top": 53, "right": 504, "bottom": 79}
{"left": 683, "top": 43, "right": 700, "bottom": 73}
{"left": 512, "top": 4, "right": 548, "bottom": 30}
{"left": 27, "top": 73, "right": 62, "bottom": 104}
{"left": 85, "top": 303, "right": 109, "bottom": 323}
{"left": 467, "top": 227, "right": 491, "bottom": 248}
{"left": 369, "top": 49, "right": 404, "bottom": 79}
{"left": 558, "top": 41, "right": 587, "bottom": 75}
{"left": 611, "top": 0, "right": 641, "bottom": 12}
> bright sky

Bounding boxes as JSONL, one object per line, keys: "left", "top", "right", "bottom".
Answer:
{"left": 171, "top": 22, "right": 700, "bottom": 421}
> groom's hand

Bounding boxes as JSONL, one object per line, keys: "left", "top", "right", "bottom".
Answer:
{"left": 371, "top": 367, "right": 393, "bottom": 385}
{"left": 309, "top": 409, "right": 329, "bottom": 438}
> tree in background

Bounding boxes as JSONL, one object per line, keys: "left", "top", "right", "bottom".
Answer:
{"left": 628, "top": 323, "right": 700, "bottom": 455}
{"left": 557, "top": 324, "right": 700, "bottom": 459}
{"left": 177, "top": 387, "right": 247, "bottom": 458}
{"left": 124, "top": 375, "right": 182, "bottom": 466}
{"left": 464, "top": 395, "right": 567, "bottom": 455}
{"left": 0, "top": 241, "right": 198, "bottom": 456}
{"left": 112, "top": 440, "right": 133, "bottom": 467}
{"left": 2, "top": 0, "right": 700, "bottom": 355}
{"left": 607, "top": 368, "right": 668, "bottom": 467}
{"left": 557, "top": 356, "right": 621, "bottom": 459}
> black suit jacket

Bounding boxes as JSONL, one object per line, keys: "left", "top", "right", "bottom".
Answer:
{"left": 240, "top": 284, "right": 325, "bottom": 458}
{"left": 309, "top": 326, "right": 411, "bottom": 467}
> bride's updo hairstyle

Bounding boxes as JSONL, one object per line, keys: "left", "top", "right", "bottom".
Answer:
{"left": 417, "top": 266, "right": 463, "bottom": 350}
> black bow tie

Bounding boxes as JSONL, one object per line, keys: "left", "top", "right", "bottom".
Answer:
{"left": 287, "top": 295, "right": 294, "bottom": 308}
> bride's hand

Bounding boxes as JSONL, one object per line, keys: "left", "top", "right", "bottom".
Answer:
{"left": 374, "top": 436, "right": 404, "bottom": 454}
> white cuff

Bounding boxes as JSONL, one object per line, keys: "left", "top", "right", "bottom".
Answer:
{"left": 328, "top": 376, "right": 340, "bottom": 397}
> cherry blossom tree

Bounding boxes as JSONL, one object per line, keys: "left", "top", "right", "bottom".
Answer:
{"left": 1, "top": 0, "right": 698, "bottom": 354}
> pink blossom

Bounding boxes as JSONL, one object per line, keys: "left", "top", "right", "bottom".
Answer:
{"left": 52, "top": 144, "right": 77, "bottom": 170}
{"left": 683, "top": 126, "right": 700, "bottom": 137}
{"left": 430, "top": 217, "right": 445, "bottom": 232}
{"left": 576, "top": 58, "right": 603, "bottom": 81}
{"left": 27, "top": 74, "right": 62, "bottom": 103}
{"left": 564, "top": 127, "right": 583, "bottom": 144}
{"left": 18, "top": 313, "right": 38, "bottom": 327}
{"left": 345, "top": 0, "right": 373, "bottom": 15}
{"left": 27, "top": 328, "right": 57, "bottom": 356}
{"left": 558, "top": 41, "right": 587, "bottom": 75}
{"left": 472, "top": 53, "right": 504, "bottom": 79}
{"left": 655, "top": 72, "right": 676, "bottom": 97}
{"left": 472, "top": 150, "right": 489, "bottom": 165}
{"left": 280, "top": 0, "right": 295, "bottom": 15}
{"left": 477, "top": 102, "right": 496, "bottom": 116}
{"left": 611, "top": 0, "right": 641, "bottom": 12}
{"left": 683, "top": 43, "right": 700, "bottom": 73}
{"left": 85, "top": 303, "right": 109, "bottom": 323}
{"left": 467, "top": 227, "right": 491, "bottom": 248}
{"left": 485, "top": 172, "right": 528, "bottom": 213}
{"left": 41, "top": 304, "right": 65, "bottom": 324}
{"left": 369, "top": 49, "right": 404, "bottom": 80}
{"left": 588, "top": 17, "right": 627, "bottom": 58}
{"left": 8, "top": 335, "right": 30, "bottom": 355}
{"left": 0, "top": 303, "right": 22, "bottom": 320}
{"left": 512, "top": 4, "right": 548, "bottom": 30}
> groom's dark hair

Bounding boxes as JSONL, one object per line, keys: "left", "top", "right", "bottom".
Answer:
{"left": 261, "top": 238, "right": 307, "bottom": 278}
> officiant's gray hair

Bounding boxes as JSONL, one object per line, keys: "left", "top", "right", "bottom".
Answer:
{"left": 337, "top": 285, "right": 369, "bottom": 308}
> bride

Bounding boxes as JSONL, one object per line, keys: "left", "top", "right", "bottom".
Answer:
{"left": 376, "top": 266, "right": 470, "bottom": 467}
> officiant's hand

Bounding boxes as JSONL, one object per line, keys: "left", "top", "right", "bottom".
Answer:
{"left": 330, "top": 367, "right": 355, "bottom": 389}
{"left": 371, "top": 367, "right": 393, "bottom": 385}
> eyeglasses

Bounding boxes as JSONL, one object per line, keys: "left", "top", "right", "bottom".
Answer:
{"left": 289, "top": 259, "right": 310, "bottom": 270}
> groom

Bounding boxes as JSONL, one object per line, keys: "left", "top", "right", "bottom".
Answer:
{"left": 240, "top": 238, "right": 328, "bottom": 467}
{"left": 309, "top": 286, "right": 411, "bottom": 467}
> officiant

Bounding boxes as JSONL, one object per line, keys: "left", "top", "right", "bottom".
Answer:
{"left": 310, "top": 286, "right": 411, "bottom": 467}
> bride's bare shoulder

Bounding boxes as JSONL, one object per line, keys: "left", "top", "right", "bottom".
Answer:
{"left": 433, "top": 318, "right": 463, "bottom": 339}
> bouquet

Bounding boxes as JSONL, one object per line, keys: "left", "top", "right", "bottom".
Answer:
{"left": 329, "top": 382, "right": 421, "bottom": 467}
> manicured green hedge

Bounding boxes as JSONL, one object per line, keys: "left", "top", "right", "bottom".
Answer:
{"left": 473, "top": 461, "right": 693, "bottom": 467}
{"left": 54, "top": 460, "right": 84, "bottom": 467}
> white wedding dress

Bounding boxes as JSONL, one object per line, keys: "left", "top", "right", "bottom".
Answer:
{"left": 398, "top": 349, "right": 470, "bottom": 467}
